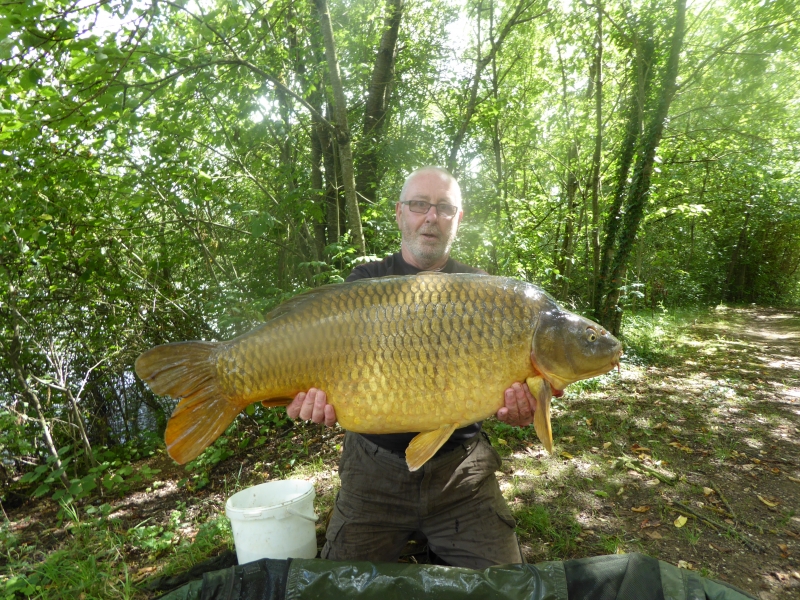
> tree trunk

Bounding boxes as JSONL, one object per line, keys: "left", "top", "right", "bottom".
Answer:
{"left": 8, "top": 324, "right": 70, "bottom": 488}
{"left": 593, "top": 35, "right": 656, "bottom": 318}
{"left": 557, "top": 141, "right": 579, "bottom": 300}
{"left": 721, "top": 211, "right": 750, "bottom": 303}
{"left": 313, "top": 0, "right": 366, "bottom": 255}
{"left": 320, "top": 104, "right": 342, "bottom": 244}
{"left": 310, "top": 121, "right": 328, "bottom": 258}
{"left": 600, "top": 0, "right": 687, "bottom": 335}
{"left": 589, "top": 0, "right": 603, "bottom": 307}
{"left": 355, "top": 0, "right": 404, "bottom": 207}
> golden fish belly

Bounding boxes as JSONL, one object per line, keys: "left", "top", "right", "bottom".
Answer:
{"left": 215, "top": 274, "right": 537, "bottom": 433}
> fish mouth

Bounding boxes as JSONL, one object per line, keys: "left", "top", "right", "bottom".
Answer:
{"left": 532, "top": 350, "right": 623, "bottom": 395}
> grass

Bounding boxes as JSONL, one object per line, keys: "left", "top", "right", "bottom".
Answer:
{"left": 513, "top": 504, "right": 582, "bottom": 556}
{"left": 2, "top": 509, "right": 135, "bottom": 600}
{"left": 1, "top": 494, "right": 234, "bottom": 599}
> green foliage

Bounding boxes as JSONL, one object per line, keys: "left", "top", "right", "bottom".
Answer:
{"left": 183, "top": 438, "right": 234, "bottom": 491}
{"left": 16, "top": 441, "right": 161, "bottom": 520}
{"left": 616, "top": 308, "right": 707, "bottom": 367}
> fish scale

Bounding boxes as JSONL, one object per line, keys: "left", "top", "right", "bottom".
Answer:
{"left": 135, "top": 273, "right": 622, "bottom": 469}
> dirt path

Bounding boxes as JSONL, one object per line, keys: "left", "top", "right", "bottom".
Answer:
{"left": 490, "top": 307, "right": 800, "bottom": 600}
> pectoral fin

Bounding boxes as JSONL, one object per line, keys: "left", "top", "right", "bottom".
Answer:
{"left": 406, "top": 423, "right": 459, "bottom": 472}
{"left": 527, "top": 376, "right": 554, "bottom": 453}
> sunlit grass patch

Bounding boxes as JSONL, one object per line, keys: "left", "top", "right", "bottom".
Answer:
{"left": 513, "top": 503, "right": 582, "bottom": 558}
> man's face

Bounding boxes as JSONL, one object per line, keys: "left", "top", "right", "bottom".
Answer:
{"left": 395, "top": 172, "right": 464, "bottom": 267}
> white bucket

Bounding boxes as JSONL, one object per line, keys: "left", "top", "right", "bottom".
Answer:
{"left": 225, "top": 479, "right": 318, "bottom": 564}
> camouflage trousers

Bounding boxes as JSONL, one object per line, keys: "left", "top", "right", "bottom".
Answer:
{"left": 321, "top": 431, "right": 523, "bottom": 569}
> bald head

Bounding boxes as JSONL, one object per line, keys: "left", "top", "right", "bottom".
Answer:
{"left": 399, "top": 167, "right": 462, "bottom": 208}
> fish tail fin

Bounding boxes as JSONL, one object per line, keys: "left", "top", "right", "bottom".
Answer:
{"left": 135, "top": 342, "right": 241, "bottom": 464}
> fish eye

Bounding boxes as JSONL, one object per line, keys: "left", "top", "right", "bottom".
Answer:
{"left": 586, "top": 327, "right": 597, "bottom": 342}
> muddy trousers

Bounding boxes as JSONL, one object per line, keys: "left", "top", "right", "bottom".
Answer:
{"left": 321, "top": 431, "right": 523, "bottom": 569}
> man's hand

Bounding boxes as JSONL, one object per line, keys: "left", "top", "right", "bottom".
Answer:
{"left": 286, "top": 388, "right": 337, "bottom": 427}
{"left": 496, "top": 382, "right": 537, "bottom": 427}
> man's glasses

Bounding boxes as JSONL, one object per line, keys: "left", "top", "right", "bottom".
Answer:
{"left": 401, "top": 200, "right": 459, "bottom": 218}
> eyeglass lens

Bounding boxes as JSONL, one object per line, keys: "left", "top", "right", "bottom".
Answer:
{"left": 404, "top": 201, "right": 458, "bottom": 217}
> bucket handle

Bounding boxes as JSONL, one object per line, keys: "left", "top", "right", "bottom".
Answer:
{"left": 242, "top": 509, "right": 265, "bottom": 519}
{"left": 287, "top": 507, "right": 319, "bottom": 522}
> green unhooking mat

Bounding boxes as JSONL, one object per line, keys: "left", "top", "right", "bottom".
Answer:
{"left": 154, "top": 552, "right": 756, "bottom": 600}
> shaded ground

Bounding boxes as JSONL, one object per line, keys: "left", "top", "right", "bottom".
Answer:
{"left": 1, "top": 307, "right": 799, "bottom": 599}
{"left": 491, "top": 306, "right": 800, "bottom": 600}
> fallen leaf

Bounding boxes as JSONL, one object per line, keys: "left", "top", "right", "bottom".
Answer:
{"left": 778, "top": 544, "right": 789, "bottom": 556}
{"left": 757, "top": 495, "right": 780, "bottom": 508}
{"left": 771, "top": 468, "right": 780, "bottom": 474}
{"left": 592, "top": 490, "right": 609, "bottom": 498}
{"left": 751, "top": 458, "right": 761, "bottom": 464}
{"left": 741, "top": 464, "right": 755, "bottom": 471}
{"left": 497, "top": 438, "right": 508, "bottom": 446}
{"left": 792, "top": 571, "right": 800, "bottom": 581}
{"left": 617, "top": 487, "right": 625, "bottom": 496}
{"left": 674, "top": 515, "right": 688, "bottom": 528}
{"left": 645, "top": 530, "right": 662, "bottom": 540}
{"left": 631, "top": 506, "right": 650, "bottom": 513}
{"left": 787, "top": 476, "right": 800, "bottom": 483}
{"left": 668, "top": 441, "right": 682, "bottom": 448}
{"left": 724, "top": 518, "right": 735, "bottom": 525}
{"left": 561, "top": 451, "right": 574, "bottom": 460}
{"left": 602, "top": 442, "right": 612, "bottom": 449}
{"left": 563, "top": 436, "right": 575, "bottom": 443}
{"left": 631, "top": 443, "right": 651, "bottom": 453}
{"left": 677, "top": 560, "right": 693, "bottom": 570}
{"left": 585, "top": 419, "right": 593, "bottom": 426}
{"left": 702, "top": 487, "right": 715, "bottom": 496}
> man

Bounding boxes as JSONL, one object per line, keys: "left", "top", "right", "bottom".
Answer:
{"left": 286, "top": 167, "right": 537, "bottom": 568}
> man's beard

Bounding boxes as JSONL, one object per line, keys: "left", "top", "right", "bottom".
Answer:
{"left": 402, "top": 223, "right": 457, "bottom": 265}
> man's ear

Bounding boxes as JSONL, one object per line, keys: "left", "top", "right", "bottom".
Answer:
{"left": 395, "top": 202, "right": 402, "bottom": 225}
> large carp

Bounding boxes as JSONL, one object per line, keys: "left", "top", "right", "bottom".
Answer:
{"left": 135, "top": 273, "right": 621, "bottom": 470}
